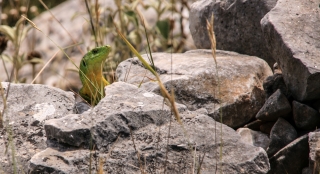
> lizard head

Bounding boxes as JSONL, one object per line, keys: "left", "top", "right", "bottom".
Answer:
{"left": 79, "top": 45, "right": 111, "bottom": 75}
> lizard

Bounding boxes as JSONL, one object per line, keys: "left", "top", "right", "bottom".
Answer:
{"left": 79, "top": 45, "right": 111, "bottom": 105}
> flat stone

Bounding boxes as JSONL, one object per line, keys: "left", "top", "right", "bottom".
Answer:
{"left": 256, "top": 89, "right": 291, "bottom": 121}
{"left": 293, "top": 101, "right": 320, "bottom": 130}
{"left": 189, "top": 0, "right": 277, "bottom": 67}
{"left": 116, "top": 50, "right": 272, "bottom": 128}
{"left": 267, "top": 118, "right": 297, "bottom": 157}
{"left": 0, "top": 82, "right": 75, "bottom": 173}
{"left": 237, "top": 128, "right": 270, "bottom": 150}
{"left": 261, "top": 0, "right": 320, "bottom": 101}
{"left": 28, "top": 148, "right": 90, "bottom": 174}
{"left": 268, "top": 134, "right": 309, "bottom": 174}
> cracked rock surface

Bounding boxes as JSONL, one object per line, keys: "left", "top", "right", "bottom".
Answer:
{"left": 0, "top": 82, "right": 75, "bottom": 173}
{"left": 116, "top": 50, "right": 272, "bottom": 128}
{"left": 30, "top": 82, "right": 270, "bottom": 174}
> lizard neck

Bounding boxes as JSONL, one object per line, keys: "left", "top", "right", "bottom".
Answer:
{"left": 81, "top": 67, "right": 108, "bottom": 91}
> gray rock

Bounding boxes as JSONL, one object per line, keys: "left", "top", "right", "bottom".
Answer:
{"left": 263, "top": 73, "right": 291, "bottom": 99}
{"left": 30, "top": 82, "right": 271, "bottom": 173}
{"left": 0, "top": 82, "right": 75, "bottom": 173}
{"left": 267, "top": 118, "right": 297, "bottom": 157}
{"left": 293, "top": 101, "right": 320, "bottom": 130}
{"left": 189, "top": 0, "right": 277, "bottom": 67}
{"left": 116, "top": 50, "right": 272, "bottom": 128}
{"left": 45, "top": 82, "right": 185, "bottom": 150}
{"left": 261, "top": 0, "right": 320, "bottom": 101}
{"left": 256, "top": 89, "right": 291, "bottom": 121}
{"left": 100, "top": 114, "right": 270, "bottom": 174}
{"left": 237, "top": 128, "right": 270, "bottom": 150}
{"left": 268, "top": 134, "right": 309, "bottom": 174}
{"left": 28, "top": 148, "right": 90, "bottom": 174}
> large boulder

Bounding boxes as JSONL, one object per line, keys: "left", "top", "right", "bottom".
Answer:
{"left": 261, "top": 0, "right": 320, "bottom": 101}
{"left": 189, "top": 0, "right": 277, "bottom": 67}
{"left": 116, "top": 50, "right": 272, "bottom": 128}
{"left": 30, "top": 82, "right": 270, "bottom": 173}
{"left": 0, "top": 82, "right": 75, "bottom": 173}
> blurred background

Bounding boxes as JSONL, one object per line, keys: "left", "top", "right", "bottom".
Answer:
{"left": 0, "top": 0, "right": 196, "bottom": 93}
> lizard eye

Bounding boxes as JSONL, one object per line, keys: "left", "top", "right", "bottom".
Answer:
{"left": 82, "top": 60, "right": 87, "bottom": 67}
{"left": 92, "top": 48, "right": 98, "bottom": 54}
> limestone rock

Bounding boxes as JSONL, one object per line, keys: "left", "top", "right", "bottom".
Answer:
{"left": 256, "top": 89, "right": 291, "bottom": 121}
{"left": 0, "top": 82, "right": 75, "bottom": 173}
{"left": 293, "top": 101, "right": 320, "bottom": 130}
{"left": 268, "top": 134, "right": 309, "bottom": 174}
{"left": 100, "top": 114, "right": 270, "bottom": 174}
{"left": 189, "top": 0, "right": 277, "bottom": 67}
{"left": 237, "top": 128, "right": 270, "bottom": 150}
{"left": 116, "top": 50, "right": 272, "bottom": 128}
{"left": 267, "top": 118, "right": 297, "bottom": 157}
{"left": 30, "top": 82, "right": 271, "bottom": 173}
{"left": 45, "top": 82, "right": 185, "bottom": 150}
{"left": 261, "top": 0, "right": 320, "bottom": 101}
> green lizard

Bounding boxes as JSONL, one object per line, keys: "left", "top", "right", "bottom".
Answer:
{"left": 79, "top": 45, "right": 111, "bottom": 105}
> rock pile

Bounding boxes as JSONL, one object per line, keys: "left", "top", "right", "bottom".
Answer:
{"left": 0, "top": 82, "right": 270, "bottom": 174}
{"left": 189, "top": 0, "right": 320, "bottom": 173}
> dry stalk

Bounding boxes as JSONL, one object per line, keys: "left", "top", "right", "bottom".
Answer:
{"left": 206, "top": 14, "right": 223, "bottom": 174}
